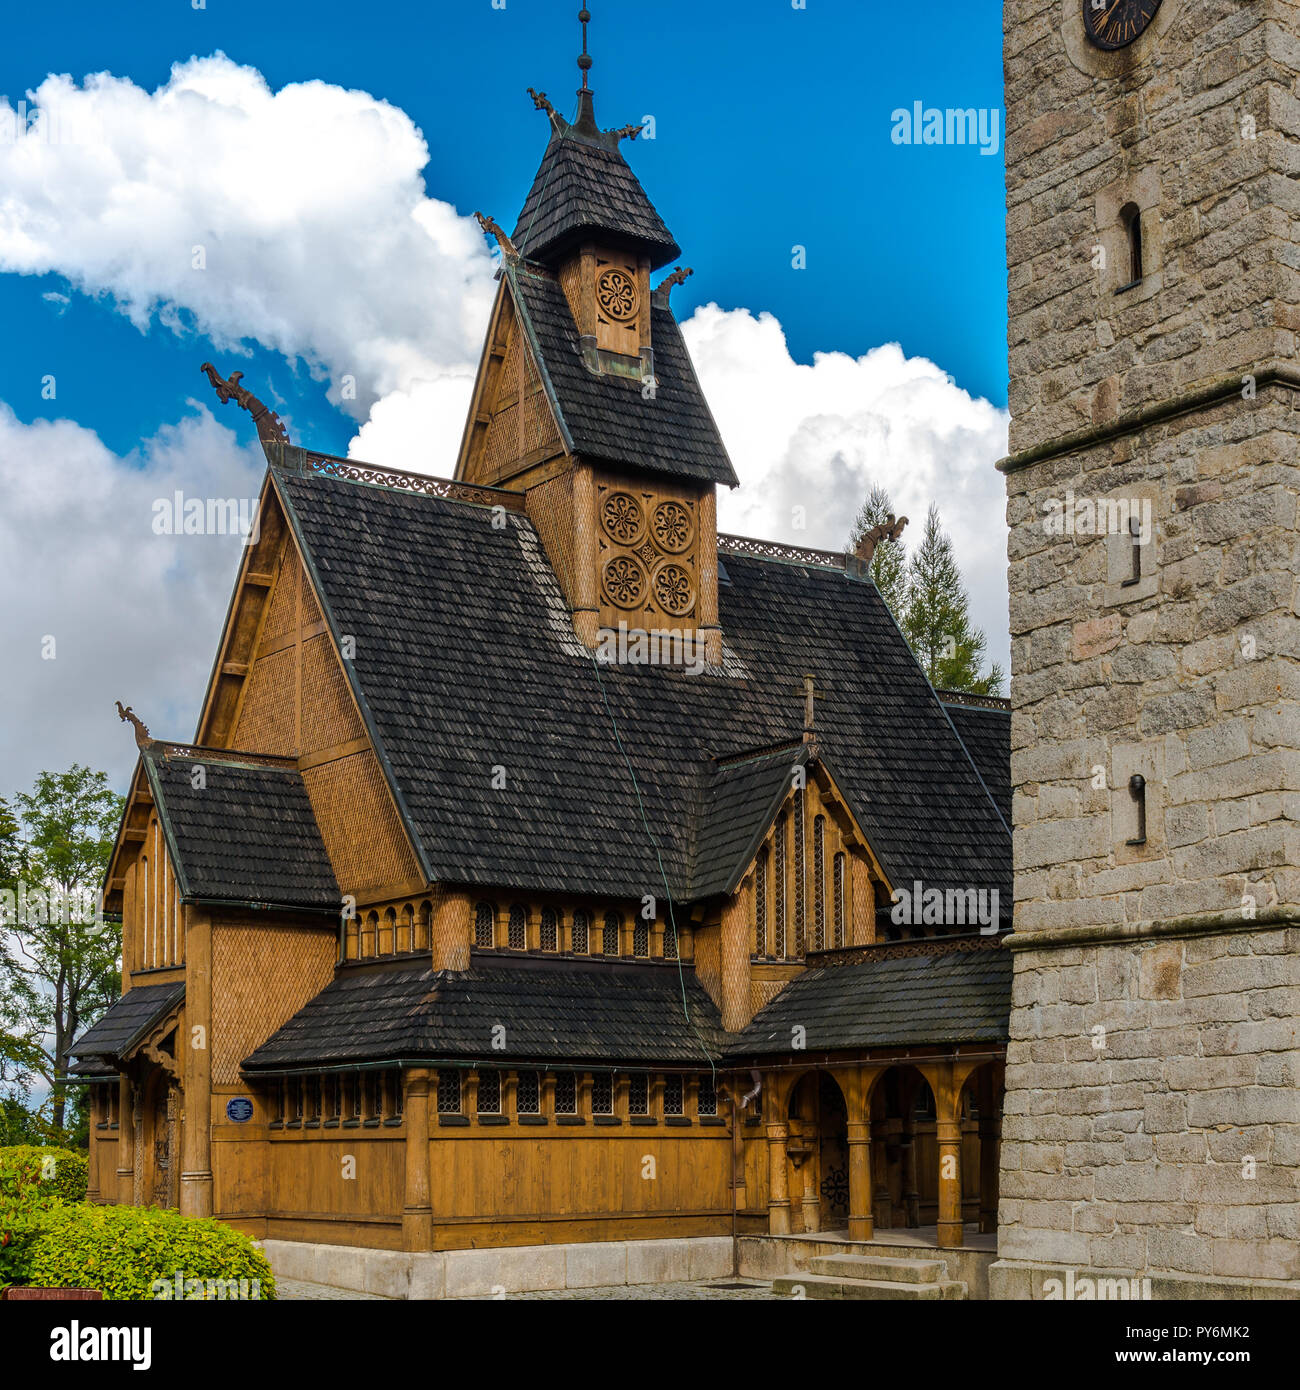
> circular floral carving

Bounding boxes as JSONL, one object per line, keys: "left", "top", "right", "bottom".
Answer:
{"left": 651, "top": 500, "right": 693, "bottom": 554}
{"left": 653, "top": 562, "right": 694, "bottom": 616}
{"left": 602, "top": 556, "right": 647, "bottom": 609}
{"left": 600, "top": 491, "right": 644, "bottom": 544}
{"left": 596, "top": 267, "right": 639, "bottom": 323}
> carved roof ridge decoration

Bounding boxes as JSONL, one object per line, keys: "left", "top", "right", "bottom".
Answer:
{"left": 115, "top": 701, "right": 155, "bottom": 748}
{"left": 292, "top": 451, "right": 528, "bottom": 511}
{"left": 651, "top": 265, "right": 693, "bottom": 310}
{"left": 810, "top": 932, "right": 1007, "bottom": 966}
{"left": 936, "top": 688, "right": 1011, "bottom": 711}
{"left": 199, "top": 362, "right": 290, "bottom": 445}
{"left": 473, "top": 210, "right": 520, "bottom": 263}
{"left": 718, "top": 532, "right": 872, "bottom": 575}
{"left": 853, "top": 511, "right": 908, "bottom": 566}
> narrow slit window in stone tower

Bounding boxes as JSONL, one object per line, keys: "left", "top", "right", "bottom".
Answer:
{"left": 1118, "top": 202, "right": 1142, "bottom": 290}
{"left": 1127, "top": 773, "right": 1148, "bottom": 846}
{"left": 1121, "top": 513, "right": 1143, "bottom": 587}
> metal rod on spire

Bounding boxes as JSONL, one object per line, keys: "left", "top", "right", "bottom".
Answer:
{"left": 578, "top": 7, "right": 592, "bottom": 89}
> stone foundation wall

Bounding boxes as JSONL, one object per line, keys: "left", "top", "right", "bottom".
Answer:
{"left": 997, "top": 924, "right": 1300, "bottom": 1287}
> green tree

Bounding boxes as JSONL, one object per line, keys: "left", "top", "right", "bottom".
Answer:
{"left": 848, "top": 482, "right": 909, "bottom": 618}
{"left": 0, "top": 766, "right": 123, "bottom": 1141}
{"left": 901, "top": 504, "right": 1006, "bottom": 695}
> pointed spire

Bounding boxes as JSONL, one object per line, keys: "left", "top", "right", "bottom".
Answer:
{"left": 578, "top": 7, "right": 592, "bottom": 90}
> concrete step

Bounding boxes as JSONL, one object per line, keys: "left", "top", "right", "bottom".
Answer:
{"left": 772, "top": 1273, "right": 967, "bottom": 1301}
{"left": 806, "top": 1254, "right": 947, "bottom": 1284}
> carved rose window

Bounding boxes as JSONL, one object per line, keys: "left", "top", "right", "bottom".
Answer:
{"left": 602, "top": 555, "right": 646, "bottom": 609}
{"left": 600, "top": 491, "right": 644, "bottom": 544}
{"left": 651, "top": 500, "right": 692, "bottom": 553}
{"left": 596, "top": 267, "right": 639, "bottom": 322}
{"left": 653, "top": 563, "right": 694, "bottom": 616}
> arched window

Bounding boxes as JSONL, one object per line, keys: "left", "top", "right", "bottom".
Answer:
{"left": 362, "top": 911, "right": 378, "bottom": 957}
{"left": 813, "top": 815, "right": 826, "bottom": 951}
{"left": 140, "top": 856, "right": 150, "bottom": 970}
{"left": 834, "top": 852, "right": 846, "bottom": 948}
{"left": 794, "top": 789, "right": 806, "bottom": 956}
{"left": 540, "top": 907, "right": 558, "bottom": 952}
{"left": 774, "top": 813, "right": 787, "bottom": 958}
{"left": 603, "top": 911, "right": 621, "bottom": 956}
{"left": 572, "top": 910, "right": 590, "bottom": 954}
{"left": 474, "top": 901, "right": 495, "bottom": 950}
{"left": 398, "top": 903, "right": 414, "bottom": 953}
{"left": 418, "top": 900, "right": 432, "bottom": 951}
{"left": 380, "top": 907, "right": 396, "bottom": 955}
{"left": 1120, "top": 202, "right": 1142, "bottom": 287}
{"left": 508, "top": 903, "right": 527, "bottom": 950}
{"left": 755, "top": 845, "right": 769, "bottom": 957}
{"left": 633, "top": 921, "right": 649, "bottom": 957}
{"left": 663, "top": 921, "right": 678, "bottom": 960}
{"left": 345, "top": 914, "right": 359, "bottom": 960}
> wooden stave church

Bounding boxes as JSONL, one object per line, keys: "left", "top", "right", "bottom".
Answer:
{"left": 70, "top": 55, "right": 1015, "bottom": 1260}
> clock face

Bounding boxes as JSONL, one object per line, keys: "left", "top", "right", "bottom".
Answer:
{"left": 1083, "top": 0, "right": 1162, "bottom": 50}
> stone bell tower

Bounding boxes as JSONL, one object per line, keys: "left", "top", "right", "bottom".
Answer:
{"left": 994, "top": 0, "right": 1300, "bottom": 1297}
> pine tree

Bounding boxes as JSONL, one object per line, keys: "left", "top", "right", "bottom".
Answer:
{"left": 848, "top": 483, "right": 909, "bottom": 619}
{"left": 901, "top": 503, "right": 1005, "bottom": 695}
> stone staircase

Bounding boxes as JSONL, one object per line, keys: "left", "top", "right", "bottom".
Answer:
{"left": 771, "top": 1253, "right": 967, "bottom": 1300}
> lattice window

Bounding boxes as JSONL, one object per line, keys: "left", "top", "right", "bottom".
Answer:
{"left": 794, "top": 789, "right": 806, "bottom": 956}
{"left": 555, "top": 1071, "right": 578, "bottom": 1115}
{"left": 603, "top": 911, "right": 621, "bottom": 956}
{"left": 755, "top": 845, "right": 769, "bottom": 956}
{"left": 516, "top": 1070, "right": 540, "bottom": 1115}
{"left": 437, "top": 1070, "right": 461, "bottom": 1114}
{"left": 474, "top": 901, "right": 495, "bottom": 949}
{"left": 813, "top": 815, "right": 826, "bottom": 951}
{"left": 477, "top": 1069, "right": 501, "bottom": 1115}
{"left": 774, "top": 813, "right": 787, "bottom": 958}
{"left": 540, "top": 907, "right": 558, "bottom": 952}
{"left": 633, "top": 922, "right": 649, "bottom": 957}
{"left": 592, "top": 1074, "right": 613, "bottom": 1115}
{"left": 399, "top": 903, "right": 414, "bottom": 953}
{"left": 698, "top": 1075, "right": 717, "bottom": 1117}
{"left": 664, "top": 1075, "right": 684, "bottom": 1117}
{"left": 508, "top": 902, "right": 526, "bottom": 950}
{"left": 572, "top": 910, "right": 590, "bottom": 954}
{"left": 663, "top": 921, "right": 678, "bottom": 959}
{"left": 834, "top": 852, "right": 846, "bottom": 948}
{"left": 629, "top": 1075, "right": 649, "bottom": 1115}
{"left": 418, "top": 900, "right": 432, "bottom": 951}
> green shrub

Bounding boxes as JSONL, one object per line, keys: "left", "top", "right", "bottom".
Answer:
{"left": 0, "top": 1145, "right": 88, "bottom": 1207}
{"left": 23, "top": 1203, "right": 276, "bottom": 1301}
{"left": 0, "top": 1197, "right": 43, "bottom": 1289}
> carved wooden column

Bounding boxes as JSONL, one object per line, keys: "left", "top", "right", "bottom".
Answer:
{"left": 180, "top": 906, "right": 213, "bottom": 1218}
{"left": 571, "top": 461, "right": 600, "bottom": 647}
{"left": 402, "top": 1068, "right": 433, "bottom": 1251}
{"left": 431, "top": 888, "right": 470, "bottom": 972}
{"left": 919, "top": 1058, "right": 975, "bottom": 1250}
{"left": 117, "top": 1077, "right": 135, "bottom": 1205}
{"left": 847, "top": 1119, "right": 873, "bottom": 1240}
{"left": 697, "top": 487, "right": 722, "bottom": 665}
{"left": 720, "top": 878, "right": 751, "bottom": 1033}
{"left": 766, "top": 1121, "right": 791, "bottom": 1234}
{"left": 850, "top": 853, "right": 875, "bottom": 945}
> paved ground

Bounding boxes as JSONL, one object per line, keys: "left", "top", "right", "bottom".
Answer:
{"left": 278, "top": 1277, "right": 779, "bottom": 1301}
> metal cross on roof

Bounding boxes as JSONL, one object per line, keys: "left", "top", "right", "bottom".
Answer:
{"left": 801, "top": 673, "right": 824, "bottom": 742}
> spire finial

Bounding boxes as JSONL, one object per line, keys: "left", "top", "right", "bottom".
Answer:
{"left": 578, "top": 7, "right": 592, "bottom": 89}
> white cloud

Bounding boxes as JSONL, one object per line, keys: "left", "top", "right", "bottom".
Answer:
{"left": 681, "top": 305, "right": 1010, "bottom": 674}
{"left": 0, "top": 403, "right": 265, "bottom": 799}
{"left": 0, "top": 53, "right": 495, "bottom": 462}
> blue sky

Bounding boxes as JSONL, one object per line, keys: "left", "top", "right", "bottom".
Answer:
{"left": 0, "top": 0, "right": 1012, "bottom": 803}
{"left": 0, "top": 0, "right": 1006, "bottom": 459}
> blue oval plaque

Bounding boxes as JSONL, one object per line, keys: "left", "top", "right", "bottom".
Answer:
{"left": 226, "top": 1097, "right": 254, "bottom": 1123}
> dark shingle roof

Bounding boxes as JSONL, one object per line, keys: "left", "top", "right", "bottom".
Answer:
{"left": 688, "top": 746, "right": 807, "bottom": 899}
{"left": 69, "top": 982, "right": 186, "bottom": 1064}
{"left": 943, "top": 704, "right": 1011, "bottom": 829}
{"left": 513, "top": 126, "right": 679, "bottom": 270}
{"left": 729, "top": 947, "right": 1013, "bottom": 1056}
{"left": 143, "top": 752, "right": 339, "bottom": 911}
{"left": 241, "top": 962, "right": 726, "bottom": 1071}
{"left": 276, "top": 468, "right": 1010, "bottom": 912}
{"left": 510, "top": 265, "right": 737, "bottom": 487}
